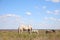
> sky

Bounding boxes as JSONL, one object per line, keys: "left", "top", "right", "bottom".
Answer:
{"left": 0, "top": 0, "right": 60, "bottom": 29}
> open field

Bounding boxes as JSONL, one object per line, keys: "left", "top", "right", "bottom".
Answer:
{"left": 0, "top": 29, "right": 60, "bottom": 40}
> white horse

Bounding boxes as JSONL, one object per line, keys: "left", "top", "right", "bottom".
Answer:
{"left": 18, "top": 24, "right": 32, "bottom": 34}
{"left": 32, "top": 30, "right": 39, "bottom": 34}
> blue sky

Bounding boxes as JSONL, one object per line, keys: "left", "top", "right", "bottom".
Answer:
{"left": 0, "top": 0, "right": 60, "bottom": 29}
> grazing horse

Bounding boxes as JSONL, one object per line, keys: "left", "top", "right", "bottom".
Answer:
{"left": 18, "top": 24, "right": 32, "bottom": 34}
{"left": 51, "top": 30, "right": 55, "bottom": 32}
{"left": 46, "top": 30, "right": 55, "bottom": 34}
{"left": 32, "top": 30, "right": 39, "bottom": 34}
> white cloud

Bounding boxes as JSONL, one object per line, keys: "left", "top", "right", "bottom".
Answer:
{"left": 46, "top": 0, "right": 60, "bottom": 3}
{"left": 54, "top": 10, "right": 60, "bottom": 15}
{"left": 46, "top": 10, "right": 53, "bottom": 14}
{"left": 0, "top": 14, "right": 20, "bottom": 18}
{"left": 49, "top": 17, "right": 56, "bottom": 21}
{"left": 46, "top": 10, "right": 60, "bottom": 15}
{"left": 6, "top": 14, "right": 20, "bottom": 18}
{"left": 42, "top": 6, "right": 47, "bottom": 9}
{"left": 44, "top": 17, "right": 60, "bottom": 22}
{"left": 0, "top": 14, "right": 21, "bottom": 23}
{"left": 51, "top": 0, "right": 60, "bottom": 3}
{"left": 43, "top": 17, "right": 60, "bottom": 29}
{"left": 6, "top": 14, "right": 13, "bottom": 17}
{"left": 26, "top": 11, "right": 32, "bottom": 16}
{"left": 46, "top": 10, "right": 51, "bottom": 14}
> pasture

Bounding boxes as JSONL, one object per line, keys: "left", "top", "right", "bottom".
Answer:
{"left": 0, "top": 29, "right": 60, "bottom": 40}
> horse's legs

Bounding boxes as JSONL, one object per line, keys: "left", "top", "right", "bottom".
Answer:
{"left": 20, "top": 29, "right": 23, "bottom": 34}
{"left": 28, "top": 29, "right": 32, "bottom": 34}
{"left": 18, "top": 28, "right": 20, "bottom": 34}
{"left": 28, "top": 29, "right": 30, "bottom": 34}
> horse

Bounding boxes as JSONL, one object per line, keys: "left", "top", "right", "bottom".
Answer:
{"left": 46, "top": 30, "right": 55, "bottom": 34}
{"left": 32, "top": 30, "right": 39, "bottom": 34}
{"left": 18, "top": 24, "right": 32, "bottom": 34}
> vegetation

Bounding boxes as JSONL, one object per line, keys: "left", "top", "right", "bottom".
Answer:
{"left": 0, "top": 30, "right": 60, "bottom": 40}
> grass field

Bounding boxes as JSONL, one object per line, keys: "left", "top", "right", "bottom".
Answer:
{"left": 0, "top": 29, "right": 60, "bottom": 40}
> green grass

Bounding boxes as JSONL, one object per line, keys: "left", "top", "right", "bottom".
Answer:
{"left": 0, "top": 30, "right": 60, "bottom": 40}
